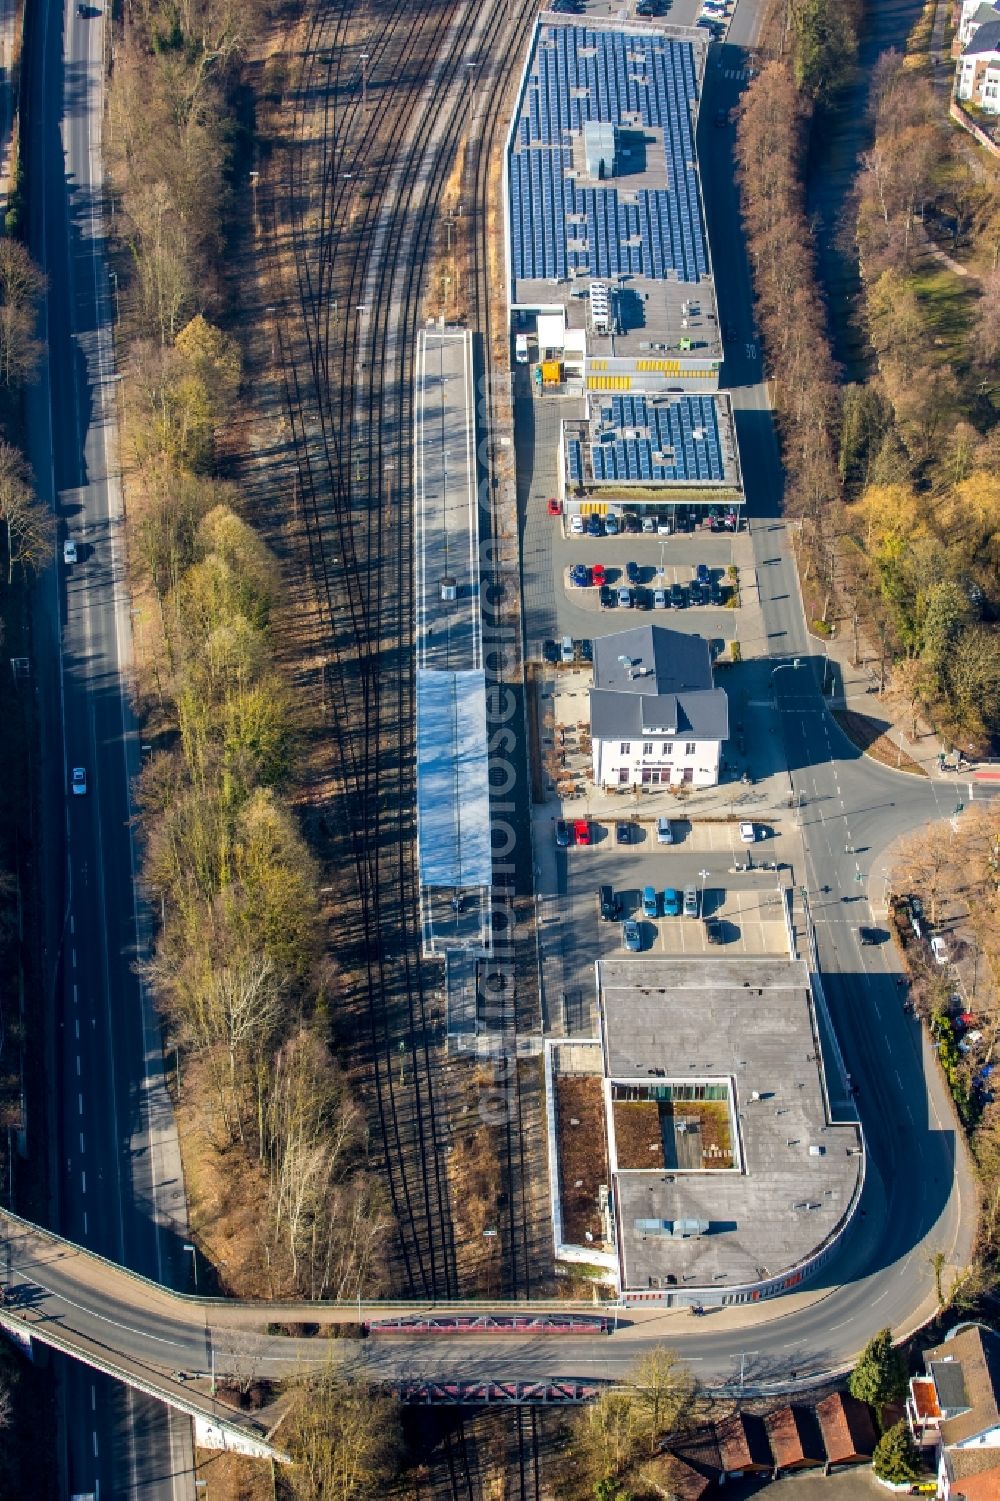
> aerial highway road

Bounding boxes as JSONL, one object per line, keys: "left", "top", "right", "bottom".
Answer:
{"left": 24, "top": 0, "right": 194, "bottom": 1492}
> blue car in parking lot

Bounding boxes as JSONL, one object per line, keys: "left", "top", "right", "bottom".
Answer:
{"left": 696, "top": 563, "right": 710, "bottom": 585}
{"left": 662, "top": 887, "right": 682, "bottom": 916}
{"left": 642, "top": 886, "right": 659, "bottom": 919}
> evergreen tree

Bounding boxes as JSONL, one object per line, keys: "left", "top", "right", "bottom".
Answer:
{"left": 848, "top": 1328, "right": 908, "bottom": 1412}
{"left": 872, "top": 1420, "right": 921, "bottom": 1485}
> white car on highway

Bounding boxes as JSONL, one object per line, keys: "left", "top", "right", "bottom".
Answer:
{"left": 70, "top": 767, "right": 87, "bottom": 796}
{"left": 63, "top": 539, "right": 77, "bottom": 565}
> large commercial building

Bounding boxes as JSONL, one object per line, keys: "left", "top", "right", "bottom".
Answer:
{"left": 504, "top": 16, "right": 744, "bottom": 526}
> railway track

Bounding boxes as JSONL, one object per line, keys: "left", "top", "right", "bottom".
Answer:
{"left": 263, "top": 0, "right": 540, "bottom": 1312}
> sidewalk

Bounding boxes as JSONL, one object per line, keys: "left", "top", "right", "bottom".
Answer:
{"left": 816, "top": 620, "right": 983, "bottom": 782}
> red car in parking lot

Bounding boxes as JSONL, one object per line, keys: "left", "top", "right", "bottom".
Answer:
{"left": 591, "top": 563, "right": 607, "bottom": 587}
{"left": 573, "top": 819, "right": 591, "bottom": 845}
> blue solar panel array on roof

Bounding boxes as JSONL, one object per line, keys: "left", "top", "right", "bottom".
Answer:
{"left": 510, "top": 27, "right": 707, "bottom": 284}
{"left": 582, "top": 396, "right": 723, "bottom": 483}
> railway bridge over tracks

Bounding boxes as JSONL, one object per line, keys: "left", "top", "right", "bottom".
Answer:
{"left": 0, "top": 1210, "right": 620, "bottom": 1450}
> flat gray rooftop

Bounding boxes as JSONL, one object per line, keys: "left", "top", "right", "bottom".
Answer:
{"left": 598, "top": 957, "right": 862, "bottom": 1293}
{"left": 415, "top": 327, "right": 480, "bottom": 675}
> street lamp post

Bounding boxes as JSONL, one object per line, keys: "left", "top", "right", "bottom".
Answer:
{"left": 699, "top": 868, "right": 710, "bottom": 918}
{"left": 360, "top": 52, "right": 369, "bottom": 113}
{"left": 183, "top": 1242, "right": 198, "bottom": 1290}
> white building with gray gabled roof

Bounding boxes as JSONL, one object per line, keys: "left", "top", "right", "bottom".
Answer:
{"left": 589, "top": 624, "right": 728, "bottom": 789}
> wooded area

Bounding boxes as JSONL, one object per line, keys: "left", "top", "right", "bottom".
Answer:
{"left": 108, "top": 0, "right": 391, "bottom": 1301}
{"left": 737, "top": 0, "right": 1000, "bottom": 746}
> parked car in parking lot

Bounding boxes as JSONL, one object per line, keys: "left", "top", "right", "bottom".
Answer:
{"left": 600, "top": 584, "right": 615, "bottom": 609}
{"left": 604, "top": 514, "right": 619, "bottom": 536}
{"left": 555, "top": 819, "right": 571, "bottom": 847}
{"left": 670, "top": 582, "right": 686, "bottom": 608}
{"left": 623, "top": 919, "right": 641, "bottom": 952}
{"left": 625, "top": 561, "right": 640, "bottom": 584}
{"left": 585, "top": 514, "right": 602, "bottom": 537}
{"left": 654, "top": 588, "right": 667, "bottom": 609}
{"left": 656, "top": 518, "right": 672, "bottom": 535}
{"left": 618, "top": 586, "right": 633, "bottom": 608}
{"left": 570, "top": 563, "right": 591, "bottom": 587}
{"left": 570, "top": 515, "right": 584, "bottom": 535}
{"left": 561, "top": 635, "right": 575, "bottom": 663}
{"left": 591, "top": 563, "right": 607, "bottom": 587}
{"left": 683, "top": 884, "right": 699, "bottom": 918}
{"left": 662, "top": 887, "right": 682, "bottom": 917}
{"left": 599, "top": 885, "right": 621, "bottom": 921}
{"left": 696, "top": 563, "right": 710, "bottom": 585}
{"left": 623, "top": 512, "right": 641, "bottom": 533}
{"left": 710, "top": 580, "right": 725, "bottom": 605}
{"left": 616, "top": 821, "right": 632, "bottom": 845}
{"left": 642, "top": 886, "right": 659, "bottom": 918}
{"left": 641, "top": 516, "right": 656, "bottom": 534}
{"left": 634, "top": 587, "right": 651, "bottom": 610}
{"left": 657, "top": 817, "right": 673, "bottom": 844}
{"left": 705, "top": 917, "right": 723, "bottom": 944}
{"left": 688, "top": 581, "right": 704, "bottom": 605}
{"left": 574, "top": 819, "right": 592, "bottom": 846}
{"left": 543, "top": 639, "right": 558, "bottom": 664}
{"left": 739, "top": 822, "right": 756, "bottom": 843}
{"left": 578, "top": 639, "right": 593, "bottom": 663}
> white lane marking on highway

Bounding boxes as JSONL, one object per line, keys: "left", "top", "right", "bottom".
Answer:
{"left": 81, "top": 1171, "right": 86, "bottom": 1195}
{"left": 92, "top": 1430, "right": 98, "bottom": 1457}
{"left": 78, "top": 1092, "right": 83, "bottom": 1116}
{"left": 91, "top": 1384, "right": 96, "bottom": 1410}
{"left": 70, "top": 916, "right": 75, "bottom": 936}
{"left": 80, "top": 1133, "right": 85, "bottom": 1154}
{"left": 75, "top": 1019, "right": 79, "bottom": 1041}
{"left": 83, "top": 1212, "right": 88, "bottom": 1234}
{"left": 75, "top": 1055, "right": 81, "bottom": 1078}
{"left": 71, "top": 949, "right": 77, "bottom": 970}
{"left": 15, "top": 1270, "right": 185, "bottom": 1348}
{"left": 73, "top": 984, "right": 78, "bottom": 1005}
